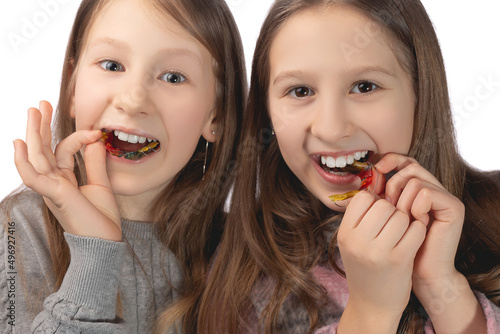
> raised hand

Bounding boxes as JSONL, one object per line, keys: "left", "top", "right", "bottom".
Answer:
{"left": 14, "top": 101, "right": 121, "bottom": 241}
{"left": 375, "top": 153, "right": 486, "bottom": 333}
{"left": 376, "top": 153, "right": 464, "bottom": 285}
{"left": 337, "top": 190, "right": 427, "bottom": 333}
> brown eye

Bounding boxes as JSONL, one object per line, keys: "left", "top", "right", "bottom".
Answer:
{"left": 290, "top": 86, "right": 314, "bottom": 98}
{"left": 352, "top": 82, "right": 378, "bottom": 94}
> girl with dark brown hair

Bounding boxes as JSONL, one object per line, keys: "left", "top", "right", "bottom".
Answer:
{"left": 199, "top": 0, "right": 500, "bottom": 333}
{"left": 0, "top": 0, "right": 246, "bottom": 332}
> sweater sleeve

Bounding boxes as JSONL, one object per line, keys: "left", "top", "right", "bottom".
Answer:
{"left": 0, "top": 191, "right": 129, "bottom": 333}
{"left": 30, "top": 233, "right": 128, "bottom": 333}
{"left": 476, "top": 291, "right": 500, "bottom": 334}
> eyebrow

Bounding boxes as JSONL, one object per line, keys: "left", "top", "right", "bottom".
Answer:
{"left": 88, "top": 37, "right": 131, "bottom": 52}
{"left": 272, "top": 70, "right": 309, "bottom": 86}
{"left": 342, "top": 66, "right": 397, "bottom": 78}
{"left": 87, "top": 37, "right": 203, "bottom": 64}
{"left": 272, "top": 66, "right": 396, "bottom": 86}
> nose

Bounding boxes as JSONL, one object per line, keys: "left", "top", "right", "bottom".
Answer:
{"left": 310, "top": 95, "right": 354, "bottom": 143}
{"left": 112, "top": 71, "right": 153, "bottom": 117}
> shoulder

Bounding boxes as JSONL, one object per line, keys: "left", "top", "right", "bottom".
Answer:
{"left": 0, "top": 188, "right": 50, "bottom": 255}
{"left": 1, "top": 188, "right": 46, "bottom": 230}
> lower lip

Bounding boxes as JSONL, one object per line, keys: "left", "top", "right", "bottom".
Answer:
{"left": 312, "top": 159, "right": 359, "bottom": 185}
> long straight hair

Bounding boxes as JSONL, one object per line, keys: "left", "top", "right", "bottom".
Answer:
{"left": 199, "top": 0, "right": 500, "bottom": 333}
{"left": 2, "top": 0, "right": 247, "bottom": 331}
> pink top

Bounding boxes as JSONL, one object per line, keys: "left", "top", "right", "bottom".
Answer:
{"left": 311, "top": 264, "right": 500, "bottom": 333}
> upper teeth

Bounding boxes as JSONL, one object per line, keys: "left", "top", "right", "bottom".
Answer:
{"left": 114, "top": 130, "right": 156, "bottom": 144}
{"left": 320, "top": 150, "right": 368, "bottom": 168}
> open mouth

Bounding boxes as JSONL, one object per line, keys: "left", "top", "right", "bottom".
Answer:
{"left": 316, "top": 150, "right": 374, "bottom": 203}
{"left": 100, "top": 129, "right": 161, "bottom": 161}
{"left": 319, "top": 150, "right": 370, "bottom": 175}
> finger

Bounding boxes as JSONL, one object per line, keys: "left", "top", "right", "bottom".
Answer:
{"left": 395, "top": 219, "right": 427, "bottom": 258}
{"left": 411, "top": 187, "right": 464, "bottom": 227}
{"left": 342, "top": 191, "right": 378, "bottom": 230}
{"left": 13, "top": 139, "right": 58, "bottom": 196}
{"left": 84, "top": 140, "right": 111, "bottom": 188}
{"left": 370, "top": 166, "right": 386, "bottom": 198}
{"left": 39, "top": 101, "right": 53, "bottom": 150}
{"left": 381, "top": 163, "right": 444, "bottom": 207}
{"left": 357, "top": 199, "right": 397, "bottom": 240}
{"left": 395, "top": 178, "right": 439, "bottom": 226}
{"left": 375, "top": 153, "right": 417, "bottom": 174}
{"left": 54, "top": 130, "right": 102, "bottom": 171}
{"left": 25, "top": 107, "right": 57, "bottom": 173}
{"left": 26, "top": 107, "right": 44, "bottom": 157}
{"left": 376, "top": 209, "right": 410, "bottom": 248}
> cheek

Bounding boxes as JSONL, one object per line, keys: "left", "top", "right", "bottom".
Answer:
{"left": 367, "top": 102, "right": 414, "bottom": 154}
{"left": 161, "top": 98, "right": 210, "bottom": 130}
{"left": 157, "top": 99, "right": 213, "bottom": 150}
{"left": 73, "top": 76, "right": 108, "bottom": 130}
{"left": 269, "top": 100, "right": 300, "bottom": 134}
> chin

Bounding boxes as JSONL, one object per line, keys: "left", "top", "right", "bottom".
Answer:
{"left": 109, "top": 177, "right": 149, "bottom": 197}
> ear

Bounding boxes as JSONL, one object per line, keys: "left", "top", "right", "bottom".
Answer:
{"left": 201, "top": 110, "right": 219, "bottom": 143}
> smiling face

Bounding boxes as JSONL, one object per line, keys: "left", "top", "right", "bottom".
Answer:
{"left": 72, "top": 0, "right": 217, "bottom": 214}
{"left": 268, "top": 5, "right": 415, "bottom": 211}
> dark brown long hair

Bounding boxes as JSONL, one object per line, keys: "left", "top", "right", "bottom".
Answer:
{"left": 200, "top": 0, "right": 500, "bottom": 333}
{"left": 2, "top": 0, "right": 246, "bottom": 331}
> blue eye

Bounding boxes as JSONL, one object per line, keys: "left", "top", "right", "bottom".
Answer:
{"left": 99, "top": 60, "right": 123, "bottom": 72}
{"left": 160, "top": 72, "right": 186, "bottom": 84}
{"left": 351, "top": 81, "right": 378, "bottom": 94}
{"left": 288, "top": 86, "right": 314, "bottom": 98}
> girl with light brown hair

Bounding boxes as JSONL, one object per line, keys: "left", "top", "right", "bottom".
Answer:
{"left": 199, "top": 0, "right": 500, "bottom": 333}
{"left": 0, "top": 0, "right": 246, "bottom": 332}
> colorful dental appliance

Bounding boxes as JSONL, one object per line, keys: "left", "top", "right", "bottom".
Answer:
{"left": 100, "top": 130, "right": 160, "bottom": 161}
{"left": 329, "top": 161, "right": 374, "bottom": 202}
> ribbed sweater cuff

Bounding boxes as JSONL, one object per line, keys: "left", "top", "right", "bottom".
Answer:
{"left": 59, "top": 232, "right": 125, "bottom": 312}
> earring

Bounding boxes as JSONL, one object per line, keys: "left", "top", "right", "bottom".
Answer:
{"left": 271, "top": 128, "right": 275, "bottom": 136}
{"left": 203, "top": 139, "right": 209, "bottom": 180}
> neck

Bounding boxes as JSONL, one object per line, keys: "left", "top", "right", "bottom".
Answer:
{"left": 116, "top": 193, "right": 156, "bottom": 222}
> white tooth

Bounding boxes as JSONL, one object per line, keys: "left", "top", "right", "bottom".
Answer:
{"left": 326, "top": 156, "right": 336, "bottom": 168}
{"left": 347, "top": 155, "right": 354, "bottom": 165}
{"left": 128, "top": 135, "right": 139, "bottom": 144}
{"left": 354, "top": 152, "right": 361, "bottom": 160}
{"left": 117, "top": 131, "right": 129, "bottom": 142}
{"left": 114, "top": 130, "right": 119, "bottom": 137}
{"left": 138, "top": 136, "right": 147, "bottom": 144}
{"left": 147, "top": 138, "right": 152, "bottom": 143}
{"left": 336, "top": 156, "right": 347, "bottom": 168}
{"left": 321, "top": 156, "right": 326, "bottom": 165}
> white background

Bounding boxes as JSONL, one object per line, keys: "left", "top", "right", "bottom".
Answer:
{"left": 1, "top": 0, "right": 499, "bottom": 201}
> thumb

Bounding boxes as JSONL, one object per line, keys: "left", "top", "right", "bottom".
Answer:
{"left": 55, "top": 130, "right": 102, "bottom": 171}
{"left": 84, "top": 140, "right": 111, "bottom": 188}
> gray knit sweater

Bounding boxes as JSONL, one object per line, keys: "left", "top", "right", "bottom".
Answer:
{"left": 0, "top": 190, "right": 182, "bottom": 333}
